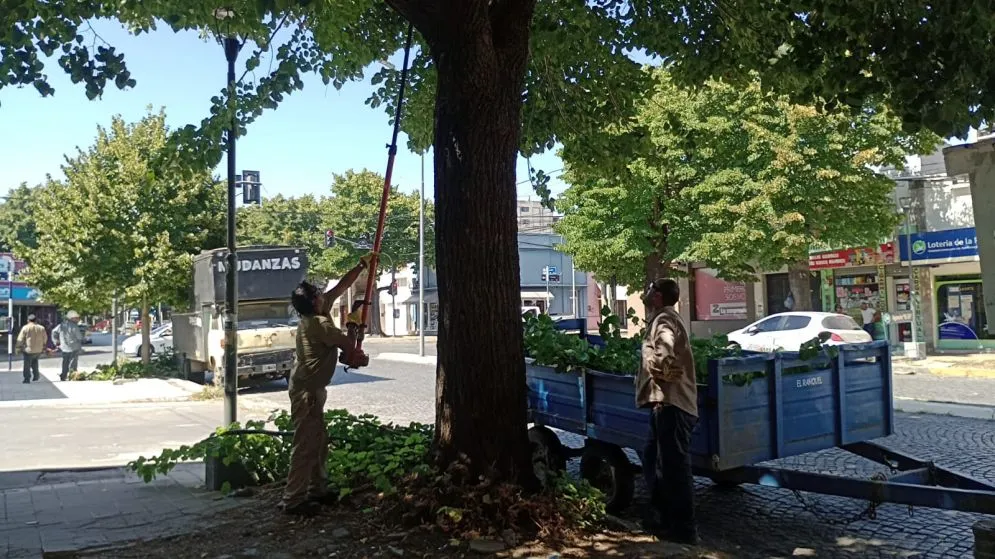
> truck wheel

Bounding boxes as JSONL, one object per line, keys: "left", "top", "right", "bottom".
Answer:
{"left": 579, "top": 442, "right": 635, "bottom": 514}
{"left": 528, "top": 426, "right": 566, "bottom": 488}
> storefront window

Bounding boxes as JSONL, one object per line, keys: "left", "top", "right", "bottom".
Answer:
{"left": 694, "top": 269, "right": 747, "bottom": 321}
{"left": 936, "top": 281, "right": 992, "bottom": 340}
{"left": 834, "top": 273, "right": 880, "bottom": 316}
{"left": 894, "top": 278, "right": 911, "bottom": 311}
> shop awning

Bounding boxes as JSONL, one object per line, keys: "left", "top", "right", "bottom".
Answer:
{"left": 521, "top": 291, "right": 553, "bottom": 300}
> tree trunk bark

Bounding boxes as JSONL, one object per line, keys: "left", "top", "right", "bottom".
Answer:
{"left": 369, "top": 287, "right": 382, "bottom": 336}
{"left": 787, "top": 260, "right": 813, "bottom": 312}
{"left": 140, "top": 297, "right": 151, "bottom": 366}
{"left": 427, "top": 0, "right": 537, "bottom": 486}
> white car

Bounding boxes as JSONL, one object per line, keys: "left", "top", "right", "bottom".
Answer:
{"left": 727, "top": 312, "right": 872, "bottom": 353}
{"left": 120, "top": 324, "right": 173, "bottom": 357}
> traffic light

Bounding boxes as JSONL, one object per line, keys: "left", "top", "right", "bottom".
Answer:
{"left": 389, "top": 280, "right": 398, "bottom": 296}
{"left": 324, "top": 230, "right": 335, "bottom": 248}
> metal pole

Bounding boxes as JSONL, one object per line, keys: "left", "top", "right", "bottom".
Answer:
{"left": 7, "top": 269, "right": 12, "bottom": 371}
{"left": 570, "top": 251, "right": 576, "bottom": 318}
{"left": 111, "top": 294, "right": 119, "bottom": 364}
{"left": 419, "top": 153, "right": 425, "bottom": 356}
{"left": 545, "top": 267, "right": 551, "bottom": 313}
{"left": 391, "top": 268, "right": 397, "bottom": 337}
{"left": 223, "top": 37, "right": 241, "bottom": 426}
{"left": 905, "top": 212, "right": 920, "bottom": 359}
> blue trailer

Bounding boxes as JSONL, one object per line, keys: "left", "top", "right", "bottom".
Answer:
{"left": 526, "top": 319, "right": 995, "bottom": 516}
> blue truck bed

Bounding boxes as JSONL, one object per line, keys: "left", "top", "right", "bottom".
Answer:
{"left": 526, "top": 341, "right": 894, "bottom": 472}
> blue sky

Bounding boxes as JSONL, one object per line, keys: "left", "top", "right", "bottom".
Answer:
{"left": 0, "top": 20, "right": 565, "bottom": 201}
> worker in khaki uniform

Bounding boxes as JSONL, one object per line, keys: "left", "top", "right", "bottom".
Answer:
{"left": 16, "top": 314, "right": 48, "bottom": 384}
{"left": 636, "top": 278, "right": 699, "bottom": 545}
{"left": 282, "top": 255, "right": 372, "bottom": 516}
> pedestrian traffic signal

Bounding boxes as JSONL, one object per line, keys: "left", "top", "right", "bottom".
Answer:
{"left": 389, "top": 280, "right": 398, "bottom": 296}
{"left": 324, "top": 230, "right": 335, "bottom": 248}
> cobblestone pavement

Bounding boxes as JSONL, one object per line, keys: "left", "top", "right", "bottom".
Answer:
{"left": 893, "top": 371, "right": 995, "bottom": 407}
{"left": 247, "top": 360, "right": 992, "bottom": 558}
{"left": 555, "top": 412, "right": 993, "bottom": 558}
{"left": 0, "top": 464, "right": 236, "bottom": 558}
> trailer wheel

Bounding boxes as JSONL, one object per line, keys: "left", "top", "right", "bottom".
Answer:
{"left": 580, "top": 443, "right": 635, "bottom": 514}
{"left": 528, "top": 426, "right": 566, "bottom": 488}
{"left": 707, "top": 473, "right": 742, "bottom": 490}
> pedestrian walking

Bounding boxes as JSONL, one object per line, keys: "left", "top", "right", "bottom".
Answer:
{"left": 55, "top": 311, "right": 84, "bottom": 381}
{"left": 281, "top": 255, "right": 371, "bottom": 516}
{"left": 636, "top": 278, "right": 699, "bottom": 545}
{"left": 16, "top": 314, "right": 48, "bottom": 384}
{"left": 860, "top": 302, "right": 876, "bottom": 338}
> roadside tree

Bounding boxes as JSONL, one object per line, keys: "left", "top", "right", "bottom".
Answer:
{"left": 238, "top": 169, "right": 433, "bottom": 334}
{"left": 556, "top": 71, "right": 937, "bottom": 299}
{"left": 25, "top": 110, "right": 225, "bottom": 364}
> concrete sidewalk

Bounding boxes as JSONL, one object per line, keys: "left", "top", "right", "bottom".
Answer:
{"left": 893, "top": 353, "right": 995, "bottom": 379}
{"left": 0, "top": 464, "right": 239, "bottom": 558}
{"left": 0, "top": 367, "right": 202, "bottom": 408}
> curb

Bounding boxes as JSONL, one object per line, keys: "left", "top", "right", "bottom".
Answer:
{"left": 0, "top": 395, "right": 200, "bottom": 409}
{"left": 374, "top": 352, "right": 437, "bottom": 365}
{"left": 895, "top": 397, "right": 995, "bottom": 421}
{"left": 893, "top": 366, "right": 995, "bottom": 379}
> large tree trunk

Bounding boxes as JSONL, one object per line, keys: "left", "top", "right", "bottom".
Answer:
{"left": 787, "top": 260, "right": 813, "bottom": 312}
{"left": 140, "top": 297, "right": 151, "bottom": 366}
{"left": 422, "top": 0, "right": 537, "bottom": 485}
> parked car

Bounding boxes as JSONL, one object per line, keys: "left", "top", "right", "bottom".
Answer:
{"left": 726, "top": 312, "right": 872, "bottom": 353}
{"left": 120, "top": 323, "right": 173, "bottom": 357}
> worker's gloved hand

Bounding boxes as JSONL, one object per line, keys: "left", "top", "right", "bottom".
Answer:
{"left": 345, "top": 310, "right": 363, "bottom": 326}
{"left": 340, "top": 348, "right": 369, "bottom": 368}
{"left": 359, "top": 252, "right": 378, "bottom": 269}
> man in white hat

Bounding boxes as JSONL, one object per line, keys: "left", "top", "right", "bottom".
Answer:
{"left": 57, "top": 311, "right": 84, "bottom": 381}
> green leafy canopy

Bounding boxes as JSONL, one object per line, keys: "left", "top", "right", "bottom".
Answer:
{"left": 238, "top": 169, "right": 434, "bottom": 281}
{"left": 23, "top": 109, "right": 225, "bottom": 313}
{"left": 1, "top": 1, "right": 646, "bottom": 172}
{"left": 555, "top": 70, "right": 939, "bottom": 288}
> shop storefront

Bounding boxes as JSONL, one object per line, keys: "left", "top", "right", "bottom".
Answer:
{"left": 809, "top": 243, "right": 897, "bottom": 317}
{"left": 898, "top": 227, "right": 991, "bottom": 350}
{"left": 0, "top": 253, "right": 58, "bottom": 351}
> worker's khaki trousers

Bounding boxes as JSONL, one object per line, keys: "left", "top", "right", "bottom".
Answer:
{"left": 282, "top": 386, "right": 329, "bottom": 506}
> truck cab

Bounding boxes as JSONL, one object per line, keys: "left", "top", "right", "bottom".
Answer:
{"left": 173, "top": 247, "right": 308, "bottom": 386}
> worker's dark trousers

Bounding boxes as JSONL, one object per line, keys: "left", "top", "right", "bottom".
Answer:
{"left": 22, "top": 353, "right": 40, "bottom": 382}
{"left": 283, "top": 385, "right": 329, "bottom": 507}
{"left": 61, "top": 350, "right": 79, "bottom": 380}
{"left": 644, "top": 404, "right": 697, "bottom": 536}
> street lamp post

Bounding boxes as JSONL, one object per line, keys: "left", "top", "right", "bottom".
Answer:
{"left": 419, "top": 153, "right": 425, "bottom": 356}
{"left": 217, "top": 7, "right": 242, "bottom": 426}
{"left": 899, "top": 196, "right": 923, "bottom": 360}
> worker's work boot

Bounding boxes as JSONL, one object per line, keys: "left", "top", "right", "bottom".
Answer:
{"left": 282, "top": 500, "right": 320, "bottom": 517}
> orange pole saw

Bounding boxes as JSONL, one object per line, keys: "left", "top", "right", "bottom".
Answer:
{"left": 342, "top": 23, "right": 415, "bottom": 370}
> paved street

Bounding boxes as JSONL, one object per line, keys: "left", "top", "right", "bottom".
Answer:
{"left": 893, "top": 371, "right": 995, "bottom": 406}
{"left": 1, "top": 344, "right": 993, "bottom": 557}
{"left": 0, "top": 401, "right": 270, "bottom": 471}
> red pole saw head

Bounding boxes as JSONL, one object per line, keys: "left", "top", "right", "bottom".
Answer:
{"left": 342, "top": 299, "right": 370, "bottom": 369}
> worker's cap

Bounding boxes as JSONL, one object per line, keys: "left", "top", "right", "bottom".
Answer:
{"left": 27, "top": 314, "right": 36, "bottom": 321}
{"left": 66, "top": 311, "right": 80, "bottom": 319}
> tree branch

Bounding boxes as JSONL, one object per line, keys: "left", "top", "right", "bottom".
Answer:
{"left": 384, "top": 0, "right": 441, "bottom": 43}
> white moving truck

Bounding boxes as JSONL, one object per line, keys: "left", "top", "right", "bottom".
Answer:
{"left": 172, "top": 246, "right": 307, "bottom": 386}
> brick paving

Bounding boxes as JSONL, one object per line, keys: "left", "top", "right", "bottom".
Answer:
{"left": 0, "top": 464, "right": 237, "bottom": 558}
{"left": 557, "top": 412, "right": 994, "bottom": 558}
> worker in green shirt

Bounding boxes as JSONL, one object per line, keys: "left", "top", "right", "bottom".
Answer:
{"left": 281, "top": 254, "right": 372, "bottom": 515}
